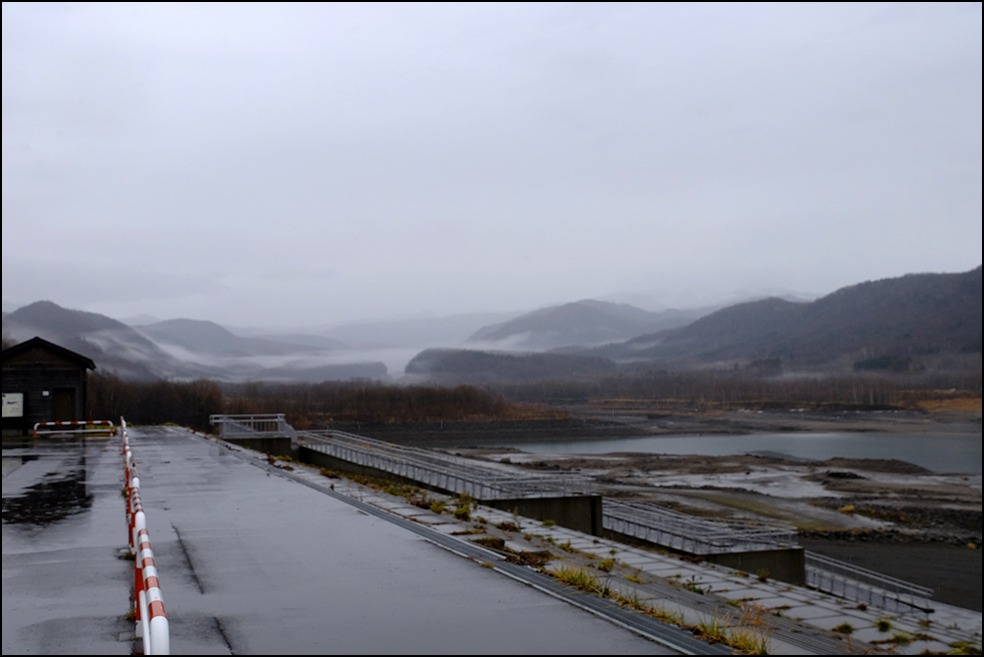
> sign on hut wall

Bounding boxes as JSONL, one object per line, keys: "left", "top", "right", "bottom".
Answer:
{"left": 3, "top": 392, "right": 24, "bottom": 418}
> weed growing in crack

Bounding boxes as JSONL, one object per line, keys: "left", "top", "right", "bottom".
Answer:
{"left": 552, "top": 565, "right": 602, "bottom": 594}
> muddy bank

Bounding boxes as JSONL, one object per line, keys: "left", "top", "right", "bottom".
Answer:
{"left": 333, "top": 405, "right": 981, "bottom": 445}
{"left": 583, "top": 405, "right": 983, "bottom": 437}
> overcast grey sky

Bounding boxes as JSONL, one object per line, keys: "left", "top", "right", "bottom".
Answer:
{"left": 3, "top": 2, "right": 981, "bottom": 329}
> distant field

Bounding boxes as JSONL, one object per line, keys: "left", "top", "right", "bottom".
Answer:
{"left": 914, "top": 395, "right": 982, "bottom": 414}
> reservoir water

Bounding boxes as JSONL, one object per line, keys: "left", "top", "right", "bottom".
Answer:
{"left": 482, "top": 431, "right": 982, "bottom": 474}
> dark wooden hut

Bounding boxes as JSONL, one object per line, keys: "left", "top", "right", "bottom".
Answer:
{"left": 2, "top": 337, "right": 96, "bottom": 437}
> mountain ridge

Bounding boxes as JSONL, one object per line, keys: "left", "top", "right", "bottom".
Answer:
{"left": 466, "top": 299, "right": 711, "bottom": 349}
{"left": 600, "top": 266, "right": 983, "bottom": 367}
{"left": 4, "top": 266, "right": 980, "bottom": 384}
{"left": 408, "top": 266, "right": 983, "bottom": 383}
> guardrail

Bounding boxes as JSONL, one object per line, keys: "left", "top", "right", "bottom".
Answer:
{"left": 299, "top": 428, "right": 594, "bottom": 500}
{"left": 805, "top": 550, "right": 935, "bottom": 614}
{"left": 603, "top": 499, "right": 799, "bottom": 555}
{"left": 33, "top": 419, "right": 116, "bottom": 439}
{"left": 122, "top": 418, "right": 170, "bottom": 655}
{"left": 209, "top": 413, "right": 296, "bottom": 441}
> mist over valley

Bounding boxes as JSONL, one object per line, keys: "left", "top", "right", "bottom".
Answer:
{"left": 3, "top": 266, "right": 980, "bottom": 391}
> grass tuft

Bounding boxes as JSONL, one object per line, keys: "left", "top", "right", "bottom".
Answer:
{"left": 552, "top": 565, "right": 602, "bottom": 594}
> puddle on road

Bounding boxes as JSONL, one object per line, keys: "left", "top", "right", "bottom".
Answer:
{"left": 2, "top": 453, "right": 39, "bottom": 475}
{"left": 2, "top": 453, "right": 93, "bottom": 526}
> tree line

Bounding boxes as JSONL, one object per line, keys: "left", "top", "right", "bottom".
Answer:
{"left": 85, "top": 363, "right": 981, "bottom": 435}
{"left": 86, "top": 373, "right": 556, "bottom": 433}
{"left": 482, "top": 365, "right": 982, "bottom": 410}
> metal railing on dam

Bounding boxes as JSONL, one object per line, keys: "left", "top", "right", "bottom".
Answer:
{"left": 298, "top": 428, "right": 596, "bottom": 501}
{"left": 209, "top": 413, "right": 297, "bottom": 441}
{"left": 805, "top": 550, "right": 935, "bottom": 615}
{"left": 297, "top": 428, "right": 801, "bottom": 555}
{"left": 603, "top": 499, "right": 799, "bottom": 555}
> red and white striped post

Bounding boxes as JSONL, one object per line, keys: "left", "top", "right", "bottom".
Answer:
{"left": 134, "top": 526, "right": 169, "bottom": 655}
{"left": 121, "top": 417, "right": 170, "bottom": 655}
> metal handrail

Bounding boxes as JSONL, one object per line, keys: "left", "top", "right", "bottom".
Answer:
{"left": 603, "top": 499, "right": 799, "bottom": 554}
{"left": 301, "top": 430, "right": 590, "bottom": 500}
{"left": 805, "top": 550, "right": 935, "bottom": 614}
{"left": 209, "top": 414, "right": 296, "bottom": 440}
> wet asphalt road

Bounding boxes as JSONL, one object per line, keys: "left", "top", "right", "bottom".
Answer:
{"left": 3, "top": 426, "right": 692, "bottom": 655}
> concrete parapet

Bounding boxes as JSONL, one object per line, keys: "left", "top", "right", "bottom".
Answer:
{"left": 484, "top": 495, "right": 604, "bottom": 536}
{"left": 299, "top": 445, "right": 605, "bottom": 535}
{"left": 225, "top": 436, "right": 293, "bottom": 457}
{"left": 702, "top": 547, "right": 806, "bottom": 586}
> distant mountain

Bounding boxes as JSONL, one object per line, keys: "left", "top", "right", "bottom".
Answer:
{"left": 136, "top": 318, "right": 343, "bottom": 357}
{"left": 591, "top": 266, "right": 983, "bottom": 369}
{"left": 252, "top": 361, "right": 388, "bottom": 383}
{"left": 2, "top": 301, "right": 196, "bottom": 380}
{"left": 1, "top": 301, "right": 387, "bottom": 382}
{"left": 249, "top": 333, "right": 348, "bottom": 351}
{"left": 401, "top": 267, "right": 981, "bottom": 384}
{"left": 5, "top": 267, "right": 979, "bottom": 385}
{"left": 405, "top": 348, "right": 617, "bottom": 384}
{"left": 466, "top": 299, "right": 708, "bottom": 349}
{"left": 317, "top": 311, "right": 520, "bottom": 349}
